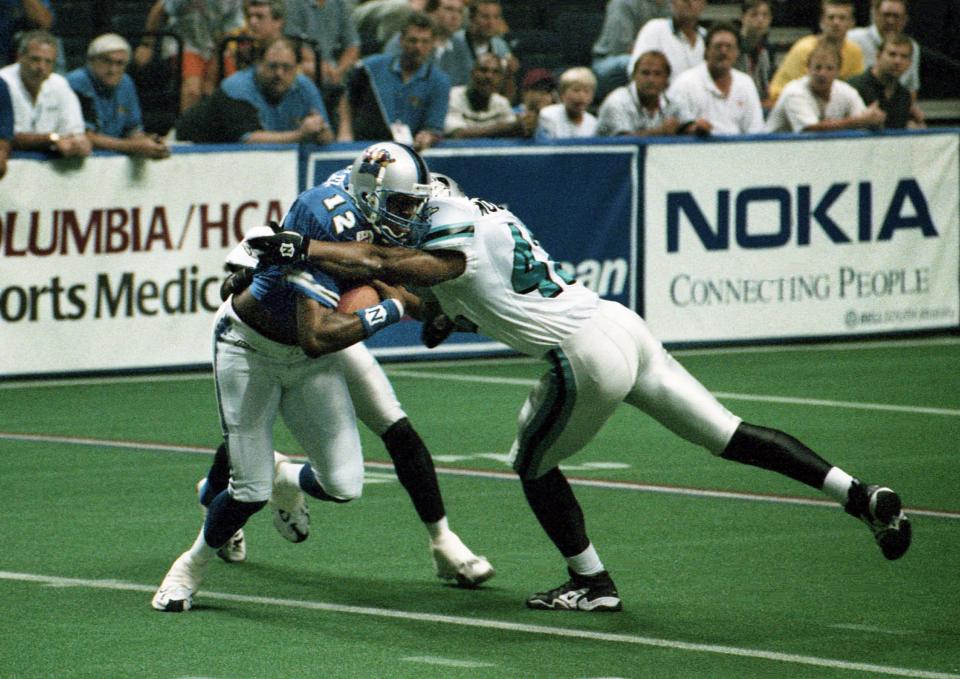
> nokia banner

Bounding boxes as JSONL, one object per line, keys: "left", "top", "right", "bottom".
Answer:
{"left": 643, "top": 133, "right": 959, "bottom": 343}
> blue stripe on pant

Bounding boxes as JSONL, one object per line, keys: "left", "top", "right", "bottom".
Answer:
{"left": 513, "top": 349, "right": 577, "bottom": 480}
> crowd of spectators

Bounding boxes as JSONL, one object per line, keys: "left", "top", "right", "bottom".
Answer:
{"left": 2, "top": 0, "right": 959, "bottom": 181}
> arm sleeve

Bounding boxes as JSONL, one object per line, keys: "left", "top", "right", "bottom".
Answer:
{"left": 742, "top": 80, "right": 765, "bottom": 134}
{"left": 424, "top": 72, "right": 451, "bottom": 133}
{"left": 301, "top": 76, "right": 331, "bottom": 125}
{"left": 61, "top": 84, "right": 87, "bottom": 135}
{"left": 443, "top": 90, "right": 466, "bottom": 134}
{"left": 123, "top": 80, "right": 145, "bottom": 136}
{"left": 338, "top": 1, "right": 361, "bottom": 50}
{"left": 666, "top": 79, "right": 696, "bottom": 123}
{"left": 783, "top": 90, "right": 820, "bottom": 131}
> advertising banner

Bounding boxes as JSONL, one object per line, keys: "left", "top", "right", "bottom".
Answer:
{"left": 304, "top": 142, "right": 641, "bottom": 359}
{"left": 1, "top": 148, "right": 298, "bottom": 376}
{"left": 643, "top": 133, "right": 960, "bottom": 343}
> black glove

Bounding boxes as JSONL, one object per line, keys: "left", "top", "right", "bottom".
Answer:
{"left": 246, "top": 230, "right": 311, "bottom": 266}
{"left": 421, "top": 312, "right": 454, "bottom": 349}
{"left": 219, "top": 267, "right": 254, "bottom": 301}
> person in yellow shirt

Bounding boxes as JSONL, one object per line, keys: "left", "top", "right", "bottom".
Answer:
{"left": 768, "top": 0, "right": 864, "bottom": 103}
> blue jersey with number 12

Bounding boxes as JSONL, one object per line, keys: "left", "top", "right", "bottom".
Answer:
{"left": 248, "top": 168, "right": 375, "bottom": 330}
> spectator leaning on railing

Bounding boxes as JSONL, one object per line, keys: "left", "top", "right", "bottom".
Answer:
{"left": 667, "top": 22, "right": 765, "bottom": 136}
{"left": 176, "top": 36, "right": 332, "bottom": 145}
{"left": 597, "top": 50, "right": 682, "bottom": 137}
{"left": 67, "top": 33, "right": 170, "bottom": 159}
{"left": 535, "top": 67, "right": 598, "bottom": 140}
{"left": 0, "top": 30, "right": 90, "bottom": 158}
{"left": 847, "top": 0, "right": 923, "bottom": 124}
{"left": 765, "top": 39, "right": 885, "bottom": 133}
{"left": 848, "top": 32, "right": 917, "bottom": 129}
{"left": 444, "top": 52, "right": 522, "bottom": 138}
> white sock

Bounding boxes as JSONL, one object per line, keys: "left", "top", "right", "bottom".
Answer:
{"left": 426, "top": 516, "right": 450, "bottom": 540}
{"left": 566, "top": 543, "right": 604, "bottom": 576}
{"left": 186, "top": 527, "right": 216, "bottom": 563}
{"left": 823, "top": 467, "right": 856, "bottom": 505}
{"left": 274, "top": 455, "right": 304, "bottom": 489}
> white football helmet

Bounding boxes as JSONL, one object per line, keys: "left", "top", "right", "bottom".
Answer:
{"left": 429, "top": 172, "right": 465, "bottom": 198}
{"left": 348, "top": 142, "right": 432, "bottom": 247}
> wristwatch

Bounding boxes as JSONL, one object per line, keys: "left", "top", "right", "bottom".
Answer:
{"left": 48, "top": 132, "right": 61, "bottom": 151}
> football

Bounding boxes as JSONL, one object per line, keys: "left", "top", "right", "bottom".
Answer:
{"left": 336, "top": 284, "right": 380, "bottom": 313}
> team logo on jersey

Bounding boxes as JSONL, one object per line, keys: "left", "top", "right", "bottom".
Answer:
{"left": 356, "top": 230, "right": 375, "bottom": 243}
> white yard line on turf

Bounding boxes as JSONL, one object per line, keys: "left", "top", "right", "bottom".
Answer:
{"left": 383, "top": 370, "right": 960, "bottom": 418}
{"left": 1, "top": 336, "right": 957, "bottom": 390}
{"left": 0, "top": 432, "right": 957, "bottom": 520}
{"left": 0, "top": 571, "right": 956, "bottom": 679}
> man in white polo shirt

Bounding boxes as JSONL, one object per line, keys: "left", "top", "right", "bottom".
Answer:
{"left": 0, "top": 29, "right": 90, "bottom": 156}
{"left": 766, "top": 39, "right": 886, "bottom": 133}
{"left": 667, "top": 22, "right": 764, "bottom": 135}
{"left": 628, "top": 0, "right": 707, "bottom": 85}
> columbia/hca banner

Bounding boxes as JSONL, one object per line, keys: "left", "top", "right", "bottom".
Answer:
{"left": 304, "top": 142, "right": 640, "bottom": 359}
{"left": 643, "top": 132, "right": 960, "bottom": 344}
{"left": 1, "top": 148, "right": 298, "bottom": 376}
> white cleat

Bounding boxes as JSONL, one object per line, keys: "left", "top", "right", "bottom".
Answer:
{"left": 217, "top": 529, "right": 247, "bottom": 563}
{"left": 430, "top": 531, "right": 495, "bottom": 588}
{"left": 270, "top": 453, "right": 310, "bottom": 543}
{"left": 151, "top": 551, "right": 208, "bottom": 612}
{"left": 196, "top": 478, "right": 247, "bottom": 563}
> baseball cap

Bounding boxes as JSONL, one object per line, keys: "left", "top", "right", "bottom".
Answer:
{"left": 87, "top": 33, "right": 131, "bottom": 58}
{"left": 521, "top": 68, "right": 556, "bottom": 91}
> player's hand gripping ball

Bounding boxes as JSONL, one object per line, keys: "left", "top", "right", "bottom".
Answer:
{"left": 336, "top": 285, "right": 380, "bottom": 313}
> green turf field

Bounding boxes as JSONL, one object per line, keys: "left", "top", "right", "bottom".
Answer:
{"left": 1, "top": 337, "right": 958, "bottom": 679}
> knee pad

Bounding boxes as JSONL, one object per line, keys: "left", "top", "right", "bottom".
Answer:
{"left": 300, "top": 464, "right": 362, "bottom": 503}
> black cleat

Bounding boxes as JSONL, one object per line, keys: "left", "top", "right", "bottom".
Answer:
{"left": 526, "top": 568, "right": 622, "bottom": 612}
{"left": 845, "top": 483, "right": 912, "bottom": 560}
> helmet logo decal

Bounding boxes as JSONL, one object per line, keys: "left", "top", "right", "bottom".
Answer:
{"left": 358, "top": 147, "right": 396, "bottom": 179}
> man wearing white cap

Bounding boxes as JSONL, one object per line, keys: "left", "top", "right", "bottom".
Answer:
{"left": 67, "top": 33, "right": 170, "bottom": 158}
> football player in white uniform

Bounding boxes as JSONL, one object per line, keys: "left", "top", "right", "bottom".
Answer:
{"left": 249, "top": 179, "right": 912, "bottom": 613}
{"left": 152, "top": 145, "right": 492, "bottom": 613}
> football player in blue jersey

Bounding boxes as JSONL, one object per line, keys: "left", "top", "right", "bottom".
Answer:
{"left": 152, "top": 143, "right": 493, "bottom": 612}
{"left": 247, "top": 179, "right": 912, "bottom": 613}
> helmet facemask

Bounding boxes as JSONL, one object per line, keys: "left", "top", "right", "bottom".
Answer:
{"left": 349, "top": 142, "right": 432, "bottom": 248}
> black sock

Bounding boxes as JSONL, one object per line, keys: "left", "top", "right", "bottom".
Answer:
{"left": 203, "top": 491, "right": 266, "bottom": 547}
{"left": 382, "top": 418, "right": 446, "bottom": 523}
{"left": 200, "top": 441, "right": 232, "bottom": 507}
{"left": 721, "top": 422, "right": 832, "bottom": 489}
{"left": 521, "top": 467, "right": 589, "bottom": 558}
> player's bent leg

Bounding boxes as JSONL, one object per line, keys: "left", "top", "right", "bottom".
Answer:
{"left": 197, "top": 478, "right": 246, "bottom": 563}
{"left": 270, "top": 452, "right": 311, "bottom": 543}
{"left": 382, "top": 418, "right": 445, "bottom": 523}
{"left": 723, "top": 423, "right": 911, "bottom": 559}
{"left": 720, "top": 422, "right": 833, "bottom": 487}
{"left": 520, "top": 468, "right": 620, "bottom": 611}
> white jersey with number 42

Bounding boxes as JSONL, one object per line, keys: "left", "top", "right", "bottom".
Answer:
{"left": 422, "top": 196, "right": 600, "bottom": 357}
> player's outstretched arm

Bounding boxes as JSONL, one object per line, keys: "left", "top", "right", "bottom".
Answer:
{"left": 243, "top": 228, "right": 465, "bottom": 285}
{"left": 305, "top": 241, "right": 465, "bottom": 287}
